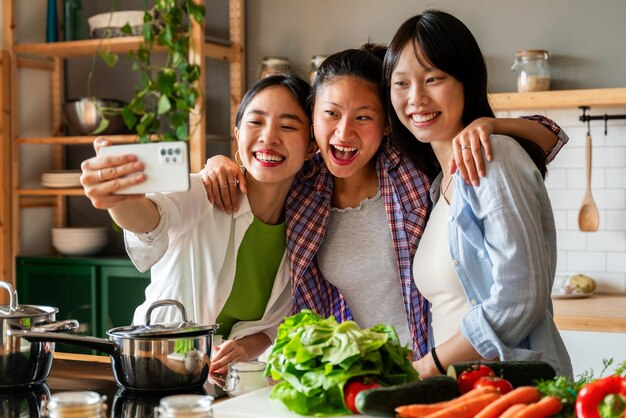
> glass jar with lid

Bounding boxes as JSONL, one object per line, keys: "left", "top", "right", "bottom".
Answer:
{"left": 154, "top": 394, "right": 214, "bottom": 418}
{"left": 258, "top": 57, "right": 290, "bottom": 80}
{"left": 46, "top": 391, "right": 107, "bottom": 418}
{"left": 511, "top": 50, "right": 550, "bottom": 92}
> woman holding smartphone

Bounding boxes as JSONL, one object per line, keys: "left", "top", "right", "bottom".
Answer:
{"left": 79, "top": 75, "right": 316, "bottom": 373}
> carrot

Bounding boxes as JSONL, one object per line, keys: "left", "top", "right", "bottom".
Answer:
{"left": 474, "top": 386, "right": 542, "bottom": 418}
{"left": 498, "top": 403, "right": 528, "bottom": 418}
{"left": 395, "top": 387, "right": 499, "bottom": 418}
{"left": 395, "top": 403, "right": 446, "bottom": 418}
{"left": 510, "top": 396, "right": 563, "bottom": 418}
{"left": 420, "top": 392, "right": 501, "bottom": 418}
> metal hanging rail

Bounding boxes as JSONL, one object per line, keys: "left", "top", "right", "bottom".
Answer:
{"left": 579, "top": 106, "right": 626, "bottom": 135}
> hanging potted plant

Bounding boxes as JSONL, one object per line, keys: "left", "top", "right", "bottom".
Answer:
{"left": 94, "top": 0, "right": 206, "bottom": 143}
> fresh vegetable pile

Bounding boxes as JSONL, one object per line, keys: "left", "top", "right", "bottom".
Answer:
{"left": 264, "top": 310, "right": 418, "bottom": 416}
{"left": 392, "top": 360, "right": 626, "bottom": 418}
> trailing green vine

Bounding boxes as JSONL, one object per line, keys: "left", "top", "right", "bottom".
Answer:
{"left": 95, "top": 0, "right": 205, "bottom": 142}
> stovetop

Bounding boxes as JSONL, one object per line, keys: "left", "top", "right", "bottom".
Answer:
{"left": 0, "top": 356, "right": 227, "bottom": 417}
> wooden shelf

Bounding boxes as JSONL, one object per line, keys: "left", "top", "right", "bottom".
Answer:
{"left": 17, "top": 134, "right": 142, "bottom": 145}
{"left": 490, "top": 87, "right": 626, "bottom": 111}
{"left": 17, "top": 188, "right": 85, "bottom": 196}
{"left": 14, "top": 37, "right": 237, "bottom": 62}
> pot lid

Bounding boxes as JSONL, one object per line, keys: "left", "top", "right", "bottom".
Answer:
{"left": 107, "top": 299, "right": 218, "bottom": 339}
{"left": 108, "top": 321, "right": 218, "bottom": 339}
{"left": 0, "top": 281, "right": 58, "bottom": 319}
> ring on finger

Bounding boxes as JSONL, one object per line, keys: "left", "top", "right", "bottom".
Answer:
{"left": 460, "top": 144, "right": 471, "bottom": 151}
{"left": 229, "top": 179, "right": 239, "bottom": 187}
{"left": 98, "top": 169, "right": 104, "bottom": 181}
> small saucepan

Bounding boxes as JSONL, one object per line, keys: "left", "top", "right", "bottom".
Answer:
{"left": 12, "top": 299, "right": 218, "bottom": 392}
{"left": 0, "top": 281, "right": 79, "bottom": 388}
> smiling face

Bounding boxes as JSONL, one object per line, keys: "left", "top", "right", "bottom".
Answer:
{"left": 312, "top": 77, "right": 386, "bottom": 180}
{"left": 389, "top": 43, "right": 465, "bottom": 147}
{"left": 234, "top": 85, "right": 311, "bottom": 186}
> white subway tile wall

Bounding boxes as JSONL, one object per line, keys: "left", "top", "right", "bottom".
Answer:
{"left": 497, "top": 107, "right": 626, "bottom": 294}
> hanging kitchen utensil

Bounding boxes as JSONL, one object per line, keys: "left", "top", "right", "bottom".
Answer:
{"left": 0, "top": 281, "right": 79, "bottom": 388}
{"left": 11, "top": 299, "right": 218, "bottom": 392}
{"left": 578, "top": 131, "right": 600, "bottom": 232}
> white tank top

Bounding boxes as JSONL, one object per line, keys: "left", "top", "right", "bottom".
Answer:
{"left": 413, "top": 197, "right": 470, "bottom": 345}
{"left": 317, "top": 190, "right": 412, "bottom": 347}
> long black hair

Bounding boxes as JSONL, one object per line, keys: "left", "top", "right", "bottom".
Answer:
{"left": 235, "top": 74, "right": 312, "bottom": 128}
{"left": 383, "top": 10, "right": 546, "bottom": 178}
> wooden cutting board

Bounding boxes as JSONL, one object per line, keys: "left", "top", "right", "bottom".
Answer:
{"left": 212, "top": 386, "right": 377, "bottom": 418}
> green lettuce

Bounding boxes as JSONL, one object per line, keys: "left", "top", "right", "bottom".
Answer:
{"left": 265, "top": 310, "right": 419, "bottom": 416}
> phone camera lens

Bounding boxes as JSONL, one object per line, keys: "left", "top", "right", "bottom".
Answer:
{"left": 167, "top": 148, "right": 174, "bottom": 155}
{"left": 175, "top": 148, "right": 181, "bottom": 155}
{"left": 165, "top": 157, "right": 170, "bottom": 163}
{"left": 160, "top": 149, "right": 166, "bottom": 155}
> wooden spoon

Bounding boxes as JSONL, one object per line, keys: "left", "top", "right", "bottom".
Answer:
{"left": 578, "top": 132, "right": 599, "bottom": 232}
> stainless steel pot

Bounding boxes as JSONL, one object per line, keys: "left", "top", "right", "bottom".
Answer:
{"left": 0, "top": 281, "right": 79, "bottom": 388}
{"left": 13, "top": 299, "right": 218, "bottom": 392}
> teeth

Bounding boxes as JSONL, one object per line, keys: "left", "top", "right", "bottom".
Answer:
{"left": 411, "top": 112, "right": 438, "bottom": 123}
{"left": 333, "top": 145, "right": 357, "bottom": 152}
{"left": 254, "top": 152, "right": 284, "bottom": 162}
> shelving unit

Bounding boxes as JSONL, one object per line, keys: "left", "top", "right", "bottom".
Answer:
{"left": 490, "top": 87, "right": 626, "bottom": 111}
{"left": 0, "top": 51, "right": 12, "bottom": 290}
{"left": 2, "top": 0, "right": 244, "bottom": 288}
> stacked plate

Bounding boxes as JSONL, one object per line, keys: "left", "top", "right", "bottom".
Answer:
{"left": 52, "top": 227, "right": 108, "bottom": 256}
{"left": 41, "top": 170, "right": 82, "bottom": 188}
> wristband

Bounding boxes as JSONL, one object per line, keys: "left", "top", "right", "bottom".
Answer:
{"left": 431, "top": 347, "right": 447, "bottom": 375}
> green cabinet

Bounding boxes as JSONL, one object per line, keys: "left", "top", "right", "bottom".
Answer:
{"left": 16, "top": 256, "right": 150, "bottom": 354}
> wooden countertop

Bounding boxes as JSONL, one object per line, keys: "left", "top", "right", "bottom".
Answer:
{"left": 553, "top": 293, "right": 626, "bottom": 333}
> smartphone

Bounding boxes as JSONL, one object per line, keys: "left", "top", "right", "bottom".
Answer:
{"left": 99, "top": 142, "right": 190, "bottom": 194}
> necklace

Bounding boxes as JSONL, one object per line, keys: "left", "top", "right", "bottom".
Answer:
{"left": 442, "top": 174, "right": 455, "bottom": 204}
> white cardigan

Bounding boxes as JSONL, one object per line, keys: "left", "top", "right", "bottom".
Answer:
{"left": 124, "top": 174, "right": 291, "bottom": 341}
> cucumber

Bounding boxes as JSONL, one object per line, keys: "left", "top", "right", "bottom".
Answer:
{"left": 447, "top": 361, "right": 556, "bottom": 388}
{"left": 354, "top": 375, "right": 460, "bottom": 417}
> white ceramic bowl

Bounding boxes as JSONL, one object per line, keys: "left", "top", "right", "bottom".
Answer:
{"left": 87, "top": 10, "right": 145, "bottom": 38}
{"left": 52, "top": 228, "right": 108, "bottom": 256}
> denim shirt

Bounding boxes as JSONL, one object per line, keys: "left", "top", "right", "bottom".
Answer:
{"left": 430, "top": 135, "right": 573, "bottom": 377}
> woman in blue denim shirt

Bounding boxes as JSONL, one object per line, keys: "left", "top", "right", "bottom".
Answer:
{"left": 385, "top": 10, "right": 573, "bottom": 378}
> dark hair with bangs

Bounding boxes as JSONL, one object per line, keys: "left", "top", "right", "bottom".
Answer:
{"left": 235, "top": 74, "right": 311, "bottom": 128}
{"left": 308, "top": 43, "right": 387, "bottom": 111}
{"left": 383, "top": 10, "right": 546, "bottom": 178}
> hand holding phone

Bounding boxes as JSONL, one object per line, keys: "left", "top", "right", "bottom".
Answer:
{"left": 98, "top": 142, "right": 190, "bottom": 195}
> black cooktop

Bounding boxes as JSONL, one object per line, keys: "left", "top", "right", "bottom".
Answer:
{"left": 0, "top": 357, "right": 227, "bottom": 417}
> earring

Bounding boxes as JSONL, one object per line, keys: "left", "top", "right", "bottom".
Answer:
{"left": 234, "top": 150, "right": 246, "bottom": 174}
{"left": 310, "top": 124, "right": 315, "bottom": 140}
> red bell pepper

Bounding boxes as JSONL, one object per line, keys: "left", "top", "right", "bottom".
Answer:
{"left": 575, "top": 375, "right": 626, "bottom": 418}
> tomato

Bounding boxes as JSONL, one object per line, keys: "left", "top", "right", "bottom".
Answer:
{"left": 473, "top": 376, "right": 514, "bottom": 394}
{"left": 344, "top": 378, "right": 381, "bottom": 414}
{"left": 457, "top": 365, "right": 495, "bottom": 394}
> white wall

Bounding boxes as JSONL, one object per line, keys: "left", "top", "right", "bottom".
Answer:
{"left": 496, "top": 107, "right": 626, "bottom": 294}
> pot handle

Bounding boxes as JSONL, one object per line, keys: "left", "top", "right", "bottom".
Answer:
{"left": 145, "top": 299, "right": 188, "bottom": 325}
{"left": 0, "top": 281, "right": 19, "bottom": 313}
{"left": 32, "top": 319, "right": 80, "bottom": 333}
{"left": 8, "top": 329, "right": 118, "bottom": 356}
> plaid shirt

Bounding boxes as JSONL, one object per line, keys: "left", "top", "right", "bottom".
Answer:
{"left": 286, "top": 139, "right": 432, "bottom": 358}
{"left": 285, "top": 116, "right": 566, "bottom": 360}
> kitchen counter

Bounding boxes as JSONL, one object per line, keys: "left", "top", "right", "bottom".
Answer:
{"left": 553, "top": 293, "right": 626, "bottom": 333}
